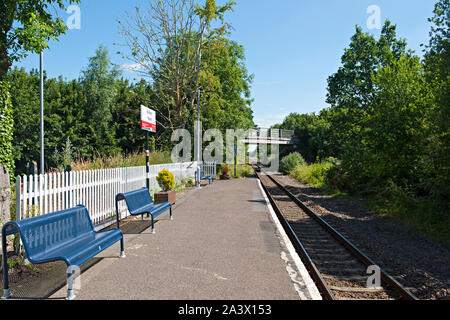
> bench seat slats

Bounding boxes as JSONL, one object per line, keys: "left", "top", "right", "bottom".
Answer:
{"left": 200, "top": 170, "right": 214, "bottom": 184}
{"left": 130, "top": 202, "right": 171, "bottom": 218}
{"left": 116, "top": 188, "right": 173, "bottom": 233}
{"left": 31, "top": 229, "right": 123, "bottom": 266}
{"left": 2, "top": 205, "right": 125, "bottom": 300}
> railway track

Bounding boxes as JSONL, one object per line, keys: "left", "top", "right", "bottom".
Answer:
{"left": 255, "top": 166, "right": 418, "bottom": 300}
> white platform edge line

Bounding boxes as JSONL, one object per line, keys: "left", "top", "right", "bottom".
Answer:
{"left": 257, "top": 179, "right": 323, "bottom": 300}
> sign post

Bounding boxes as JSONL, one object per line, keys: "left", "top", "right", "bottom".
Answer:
{"left": 234, "top": 145, "right": 237, "bottom": 178}
{"left": 141, "top": 105, "right": 156, "bottom": 190}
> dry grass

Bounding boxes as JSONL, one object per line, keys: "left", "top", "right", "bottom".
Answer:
{"left": 71, "top": 151, "right": 173, "bottom": 171}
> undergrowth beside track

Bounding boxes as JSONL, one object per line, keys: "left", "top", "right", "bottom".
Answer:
{"left": 288, "top": 161, "right": 450, "bottom": 245}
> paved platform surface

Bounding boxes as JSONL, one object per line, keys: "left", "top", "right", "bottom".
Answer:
{"left": 50, "top": 177, "right": 318, "bottom": 300}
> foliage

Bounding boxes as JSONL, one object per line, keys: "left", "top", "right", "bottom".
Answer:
{"left": 79, "top": 45, "right": 121, "bottom": 157}
{"left": 234, "top": 164, "right": 253, "bottom": 178}
{"left": 70, "top": 150, "right": 172, "bottom": 171}
{"left": 51, "top": 137, "right": 74, "bottom": 171}
{"left": 0, "top": 0, "right": 81, "bottom": 77}
{"left": 290, "top": 160, "right": 334, "bottom": 189}
{"left": 199, "top": 39, "right": 254, "bottom": 132}
{"left": 118, "top": 0, "right": 234, "bottom": 133}
{"left": 274, "top": 3, "right": 450, "bottom": 242}
{"left": 156, "top": 168, "right": 175, "bottom": 192}
{"left": 0, "top": 0, "right": 80, "bottom": 178}
{"left": 0, "top": 80, "right": 14, "bottom": 175}
{"left": 220, "top": 165, "right": 229, "bottom": 175}
{"left": 280, "top": 152, "right": 305, "bottom": 174}
{"left": 273, "top": 113, "right": 332, "bottom": 162}
{"left": 118, "top": 0, "right": 253, "bottom": 148}
{"left": 8, "top": 23, "right": 254, "bottom": 176}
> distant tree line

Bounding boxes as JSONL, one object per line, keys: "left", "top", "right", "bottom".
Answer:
{"left": 274, "top": 0, "right": 449, "bottom": 211}
{"left": 5, "top": 0, "right": 255, "bottom": 176}
{"left": 8, "top": 40, "right": 254, "bottom": 176}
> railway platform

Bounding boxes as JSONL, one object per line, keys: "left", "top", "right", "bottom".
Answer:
{"left": 49, "top": 177, "right": 321, "bottom": 300}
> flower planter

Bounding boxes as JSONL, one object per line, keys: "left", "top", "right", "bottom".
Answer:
{"left": 154, "top": 190, "right": 176, "bottom": 205}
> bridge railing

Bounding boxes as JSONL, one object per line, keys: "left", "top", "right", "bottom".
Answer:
{"left": 249, "top": 129, "right": 295, "bottom": 140}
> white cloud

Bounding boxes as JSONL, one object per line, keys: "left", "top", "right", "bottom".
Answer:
{"left": 121, "top": 61, "right": 149, "bottom": 72}
{"left": 254, "top": 113, "right": 288, "bottom": 128}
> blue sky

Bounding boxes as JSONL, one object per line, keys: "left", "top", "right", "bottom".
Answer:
{"left": 16, "top": 0, "right": 436, "bottom": 128}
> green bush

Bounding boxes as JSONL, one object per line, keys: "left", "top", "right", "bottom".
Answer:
{"left": 156, "top": 168, "right": 175, "bottom": 191}
{"left": 235, "top": 164, "right": 254, "bottom": 178}
{"left": 290, "top": 161, "right": 334, "bottom": 188}
{"left": 0, "top": 80, "right": 14, "bottom": 176}
{"left": 280, "top": 152, "right": 305, "bottom": 174}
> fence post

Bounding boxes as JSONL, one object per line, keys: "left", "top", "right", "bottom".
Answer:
{"left": 15, "top": 176, "right": 21, "bottom": 222}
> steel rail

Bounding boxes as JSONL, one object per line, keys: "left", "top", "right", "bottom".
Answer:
{"left": 260, "top": 170, "right": 418, "bottom": 301}
{"left": 257, "top": 172, "right": 335, "bottom": 300}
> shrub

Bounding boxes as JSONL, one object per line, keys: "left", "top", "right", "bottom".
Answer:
{"left": 280, "top": 152, "right": 305, "bottom": 174}
{"left": 291, "top": 161, "right": 334, "bottom": 188}
{"left": 221, "top": 165, "right": 230, "bottom": 175}
{"left": 0, "top": 80, "right": 14, "bottom": 176}
{"left": 156, "top": 168, "right": 175, "bottom": 191}
{"left": 184, "top": 178, "right": 194, "bottom": 188}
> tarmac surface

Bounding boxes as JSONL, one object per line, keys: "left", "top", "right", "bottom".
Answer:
{"left": 50, "top": 177, "right": 320, "bottom": 300}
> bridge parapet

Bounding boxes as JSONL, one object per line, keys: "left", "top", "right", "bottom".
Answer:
{"left": 243, "top": 128, "right": 295, "bottom": 145}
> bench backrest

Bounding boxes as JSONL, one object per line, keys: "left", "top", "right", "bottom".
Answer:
{"left": 121, "top": 188, "right": 154, "bottom": 214}
{"left": 14, "top": 205, "right": 94, "bottom": 259}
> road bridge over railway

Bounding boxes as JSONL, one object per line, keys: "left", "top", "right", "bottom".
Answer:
{"left": 242, "top": 128, "right": 296, "bottom": 145}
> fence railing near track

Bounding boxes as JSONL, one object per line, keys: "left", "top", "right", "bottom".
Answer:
{"left": 15, "top": 162, "right": 209, "bottom": 229}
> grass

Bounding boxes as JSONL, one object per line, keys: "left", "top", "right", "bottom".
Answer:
{"left": 217, "top": 164, "right": 255, "bottom": 179}
{"left": 289, "top": 160, "right": 333, "bottom": 188}
{"left": 71, "top": 150, "right": 173, "bottom": 171}
{"left": 364, "top": 185, "right": 450, "bottom": 245}
{"left": 288, "top": 161, "right": 450, "bottom": 245}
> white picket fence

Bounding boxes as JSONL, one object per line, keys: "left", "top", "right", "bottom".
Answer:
{"left": 15, "top": 161, "right": 209, "bottom": 230}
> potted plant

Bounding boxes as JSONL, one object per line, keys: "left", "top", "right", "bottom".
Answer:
{"left": 154, "top": 168, "right": 176, "bottom": 205}
{"left": 220, "top": 165, "right": 231, "bottom": 180}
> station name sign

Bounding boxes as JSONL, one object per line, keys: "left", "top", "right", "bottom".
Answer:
{"left": 141, "top": 105, "right": 156, "bottom": 133}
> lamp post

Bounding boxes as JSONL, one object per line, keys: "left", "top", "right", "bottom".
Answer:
{"left": 196, "top": 89, "right": 216, "bottom": 188}
{"left": 40, "top": 51, "right": 44, "bottom": 175}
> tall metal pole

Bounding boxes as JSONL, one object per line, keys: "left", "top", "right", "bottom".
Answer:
{"left": 196, "top": 89, "right": 201, "bottom": 188}
{"left": 146, "top": 131, "right": 150, "bottom": 190}
{"left": 40, "top": 52, "right": 44, "bottom": 174}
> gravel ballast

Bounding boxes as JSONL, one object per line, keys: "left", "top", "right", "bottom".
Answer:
{"left": 275, "top": 173, "right": 450, "bottom": 300}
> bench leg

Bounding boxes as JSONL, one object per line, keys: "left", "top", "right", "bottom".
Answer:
{"left": 170, "top": 207, "right": 173, "bottom": 221}
{"left": 151, "top": 215, "right": 155, "bottom": 234}
{"left": 115, "top": 199, "right": 120, "bottom": 229}
{"left": 66, "top": 268, "right": 76, "bottom": 300}
{"left": 120, "top": 238, "right": 126, "bottom": 258}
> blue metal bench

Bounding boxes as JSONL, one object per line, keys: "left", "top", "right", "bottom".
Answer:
{"left": 1, "top": 205, "right": 124, "bottom": 300}
{"left": 200, "top": 170, "right": 214, "bottom": 184}
{"left": 115, "top": 188, "right": 173, "bottom": 234}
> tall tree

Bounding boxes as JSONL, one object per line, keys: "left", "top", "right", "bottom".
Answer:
{"left": 198, "top": 39, "right": 254, "bottom": 131}
{"left": 0, "top": 0, "right": 80, "bottom": 174}
{"left": 118, "top": 0, "right": 235, "bottom": 140}
{"left": 80, "top": 45, "right": 121, "bottom": 157}
{"left": 422, "top": 0, "right": 450, "bottom": 205}
{"left": 325, "top": 21, "right": 409, "bottom": 165}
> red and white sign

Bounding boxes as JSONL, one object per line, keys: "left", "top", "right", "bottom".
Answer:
{"left": 141, "top": 105, "right": 156, "bottom": 132}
